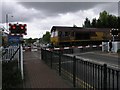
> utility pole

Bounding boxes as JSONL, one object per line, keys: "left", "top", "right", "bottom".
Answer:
{"left": 6, "top": 14, "right": 8, "bottom": 30}
{"left": 6, "top": 14, "right": 13, "bottom": 31}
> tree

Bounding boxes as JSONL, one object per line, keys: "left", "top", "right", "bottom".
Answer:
{"left": 91, "top": 18, "right": 97, "bottom": 28}
{"left": 73, "top": 24, "right": 77, "bottom": 27}
{"left": 107, "top": 15, "right": 114, "bottom": 28}
{"left": 25, "top": 38, "right": 36, "bottom": 45}
{"left": 83, "top": 18, "right": 91, "bottom": 28}
{"left": 96, "top": 19, "right": 102, "bottom": 28}
{"left": 42, "top": 31, "right": 51, "bottom": 43}
{"left": 107, "top": 15, "right": 117, "bottom": 28}
{"left": 82, "top": 10, "right": 118, "bottom": 28}
{"left": 99, "top": 11, "right": 109, "bottom": 27}
{"left": 118, "top": 17, "right": 120, "bottom": 29}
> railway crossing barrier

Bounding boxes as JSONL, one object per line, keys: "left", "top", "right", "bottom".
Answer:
{"left": 45, "top": 44, "right": 102, "bottom": 54}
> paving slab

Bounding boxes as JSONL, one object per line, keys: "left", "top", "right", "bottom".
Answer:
{"left": 23, "top": 51, "right": 71, "bottom": 88}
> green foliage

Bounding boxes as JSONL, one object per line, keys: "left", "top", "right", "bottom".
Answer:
{"left": 117, "top": 49, "right": 120, "bottom": 53}
{"left": 26, "top": 38, "right": 34, "bottom": 44}
{"left": 24, "top": 38, "right": 38, "bottom": 45}
{"left": 99, "top": 11, "right": 109, "bottom": 27}
{"left": 83, "top": 10, "right": 119, "bottom": 28}
{"left": 83, "top": 18, "right": 91, "bottom": 28}
{"left": 91, "top": 18, "right": 97, "bottom": 28}
{"left": 117, "top": 17, "right": 120, "bottom": 29}
{"left": 42, "top": 31, "right": 51, "bottom": 43}
{"left": 2, "top": 60, "right": 22, "bottom": 89}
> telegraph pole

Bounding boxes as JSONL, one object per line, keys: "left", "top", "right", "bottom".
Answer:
{"left": 6, "top": 14, "right": 8, "bottom": 30}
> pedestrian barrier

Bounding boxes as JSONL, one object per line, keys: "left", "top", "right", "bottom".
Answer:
{"left": 2, "top": 46, "right": 19, "bottom": 61}
{"left": 41, "top": 48, "right": 120, "bottom": 89}
{"left": 2, "top": 45, "right": 24, "bottom": 80}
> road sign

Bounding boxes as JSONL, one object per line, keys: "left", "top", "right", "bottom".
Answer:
{"left": 8, "top": 35, "right": 21, "bottom": 46}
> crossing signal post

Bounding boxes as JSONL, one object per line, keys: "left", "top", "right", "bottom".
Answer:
{"left": 110, "top": 28, "right": 119, "bottom": 42}
{"left": 9, "top": 23, "right": 27, "bottom": 35}
{"left": 111, "top": 28, "right": 119, "bottom": 36}
{"left": 9, "top": 23, "right": 27, "bottom": 45}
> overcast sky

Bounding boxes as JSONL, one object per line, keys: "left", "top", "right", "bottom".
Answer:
{"left": 0, "top": 0, "right": 119, "bottom": 38}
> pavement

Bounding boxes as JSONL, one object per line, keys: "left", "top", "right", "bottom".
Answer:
{"left": 23, "top": 50, "right": 71, "bottom": 88}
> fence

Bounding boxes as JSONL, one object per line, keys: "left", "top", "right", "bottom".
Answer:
{"left": 2, "top": 45, "right": 24, "bottom": 80}
{"left": 41, "top": 48, "right": 120, "bottom": 89}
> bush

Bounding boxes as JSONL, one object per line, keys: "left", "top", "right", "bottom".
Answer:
{"left": 117, "top": 49, "right": 120, "bottom": 53}
{"left": 2, "top": 60, "right": 22, "bottom": 89}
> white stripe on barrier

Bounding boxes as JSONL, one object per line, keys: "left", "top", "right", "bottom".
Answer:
{"left": 85, "top": 45, "right": 90, "bottom": 48}
{"left": 99, "top": 44, "right": 102, "bottom": 47}
{"left": 77, "top": 46, "right": 83, "bottom": 48}
{"left": 64, "top": 47, "right": 70, "bottom": 49}
{"left": 54, "top": 48, "right": 60, "bottom": 50}
{"left": 92, "top": 45, "right": 97, "bottom": 47}
{"left": 45, "top": 44, "right": 101, "bottom": 51}
{"left": 46, "top": 48, "right": 50, "bottom": 50}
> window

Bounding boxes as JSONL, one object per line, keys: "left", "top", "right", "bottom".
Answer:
{"left": 71, "top": 32, "right": 74, "bottom": 36}
{"left": 58, "top": 31, "right": 62, "bottom": 37}
{"left": 65, "top": 32, "right": 69, "bottom": 36}
{"left": 51, "top": 32, "right": 55, "bottom": 37}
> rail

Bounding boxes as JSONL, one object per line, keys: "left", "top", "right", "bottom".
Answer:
{"left": 41, "top": 48, "right": 120, "bottom": 89}
{"left": 2, "top": 45, "right": 24, "bottom": 80}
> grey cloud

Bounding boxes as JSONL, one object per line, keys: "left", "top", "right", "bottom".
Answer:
{"left": 18, "top": 2, "right": 118, "bottom": 19}
{"left": 118, "top": 1, "right": 120, "bottom": 16}
{"left": 92, "top": 2, "right": 118, "bottom": 16}
{"left": 1, "top": 1, "right": 46, "bottom": 23}
{"left": 19, "top": 2, "right": 105, "bottom": 14}
{"left": 99, "top": 3, "right": 118, "bottom": 15}
{"left": 1, "top": 1, "right": 118, "bottom": 24}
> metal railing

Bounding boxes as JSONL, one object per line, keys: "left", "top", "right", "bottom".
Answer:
{"left": 2, "top": 46, "right": 19, "bottom": 61}
{"left": 2, "top": 45, "right": 24, "bottom": 80}
{"left": 41, "top": 48, "right": 120, "bottom": 89}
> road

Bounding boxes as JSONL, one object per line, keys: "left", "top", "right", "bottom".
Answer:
{"left": 65, "top": 51, "right": 119, "bottom": 69}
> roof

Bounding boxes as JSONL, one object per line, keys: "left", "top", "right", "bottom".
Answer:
{"left": 51, "top": 26, "right": 111, "bottom": 32}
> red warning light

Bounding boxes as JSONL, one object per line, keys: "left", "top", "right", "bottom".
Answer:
{"left": 9, "top": 23, "right": 27, "bottom": 35}
{"left": 12, "top": 26, "right": 16, "bottom": 29}
{"left": 21, "top": 26, "right": 24, "bottom": 29}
